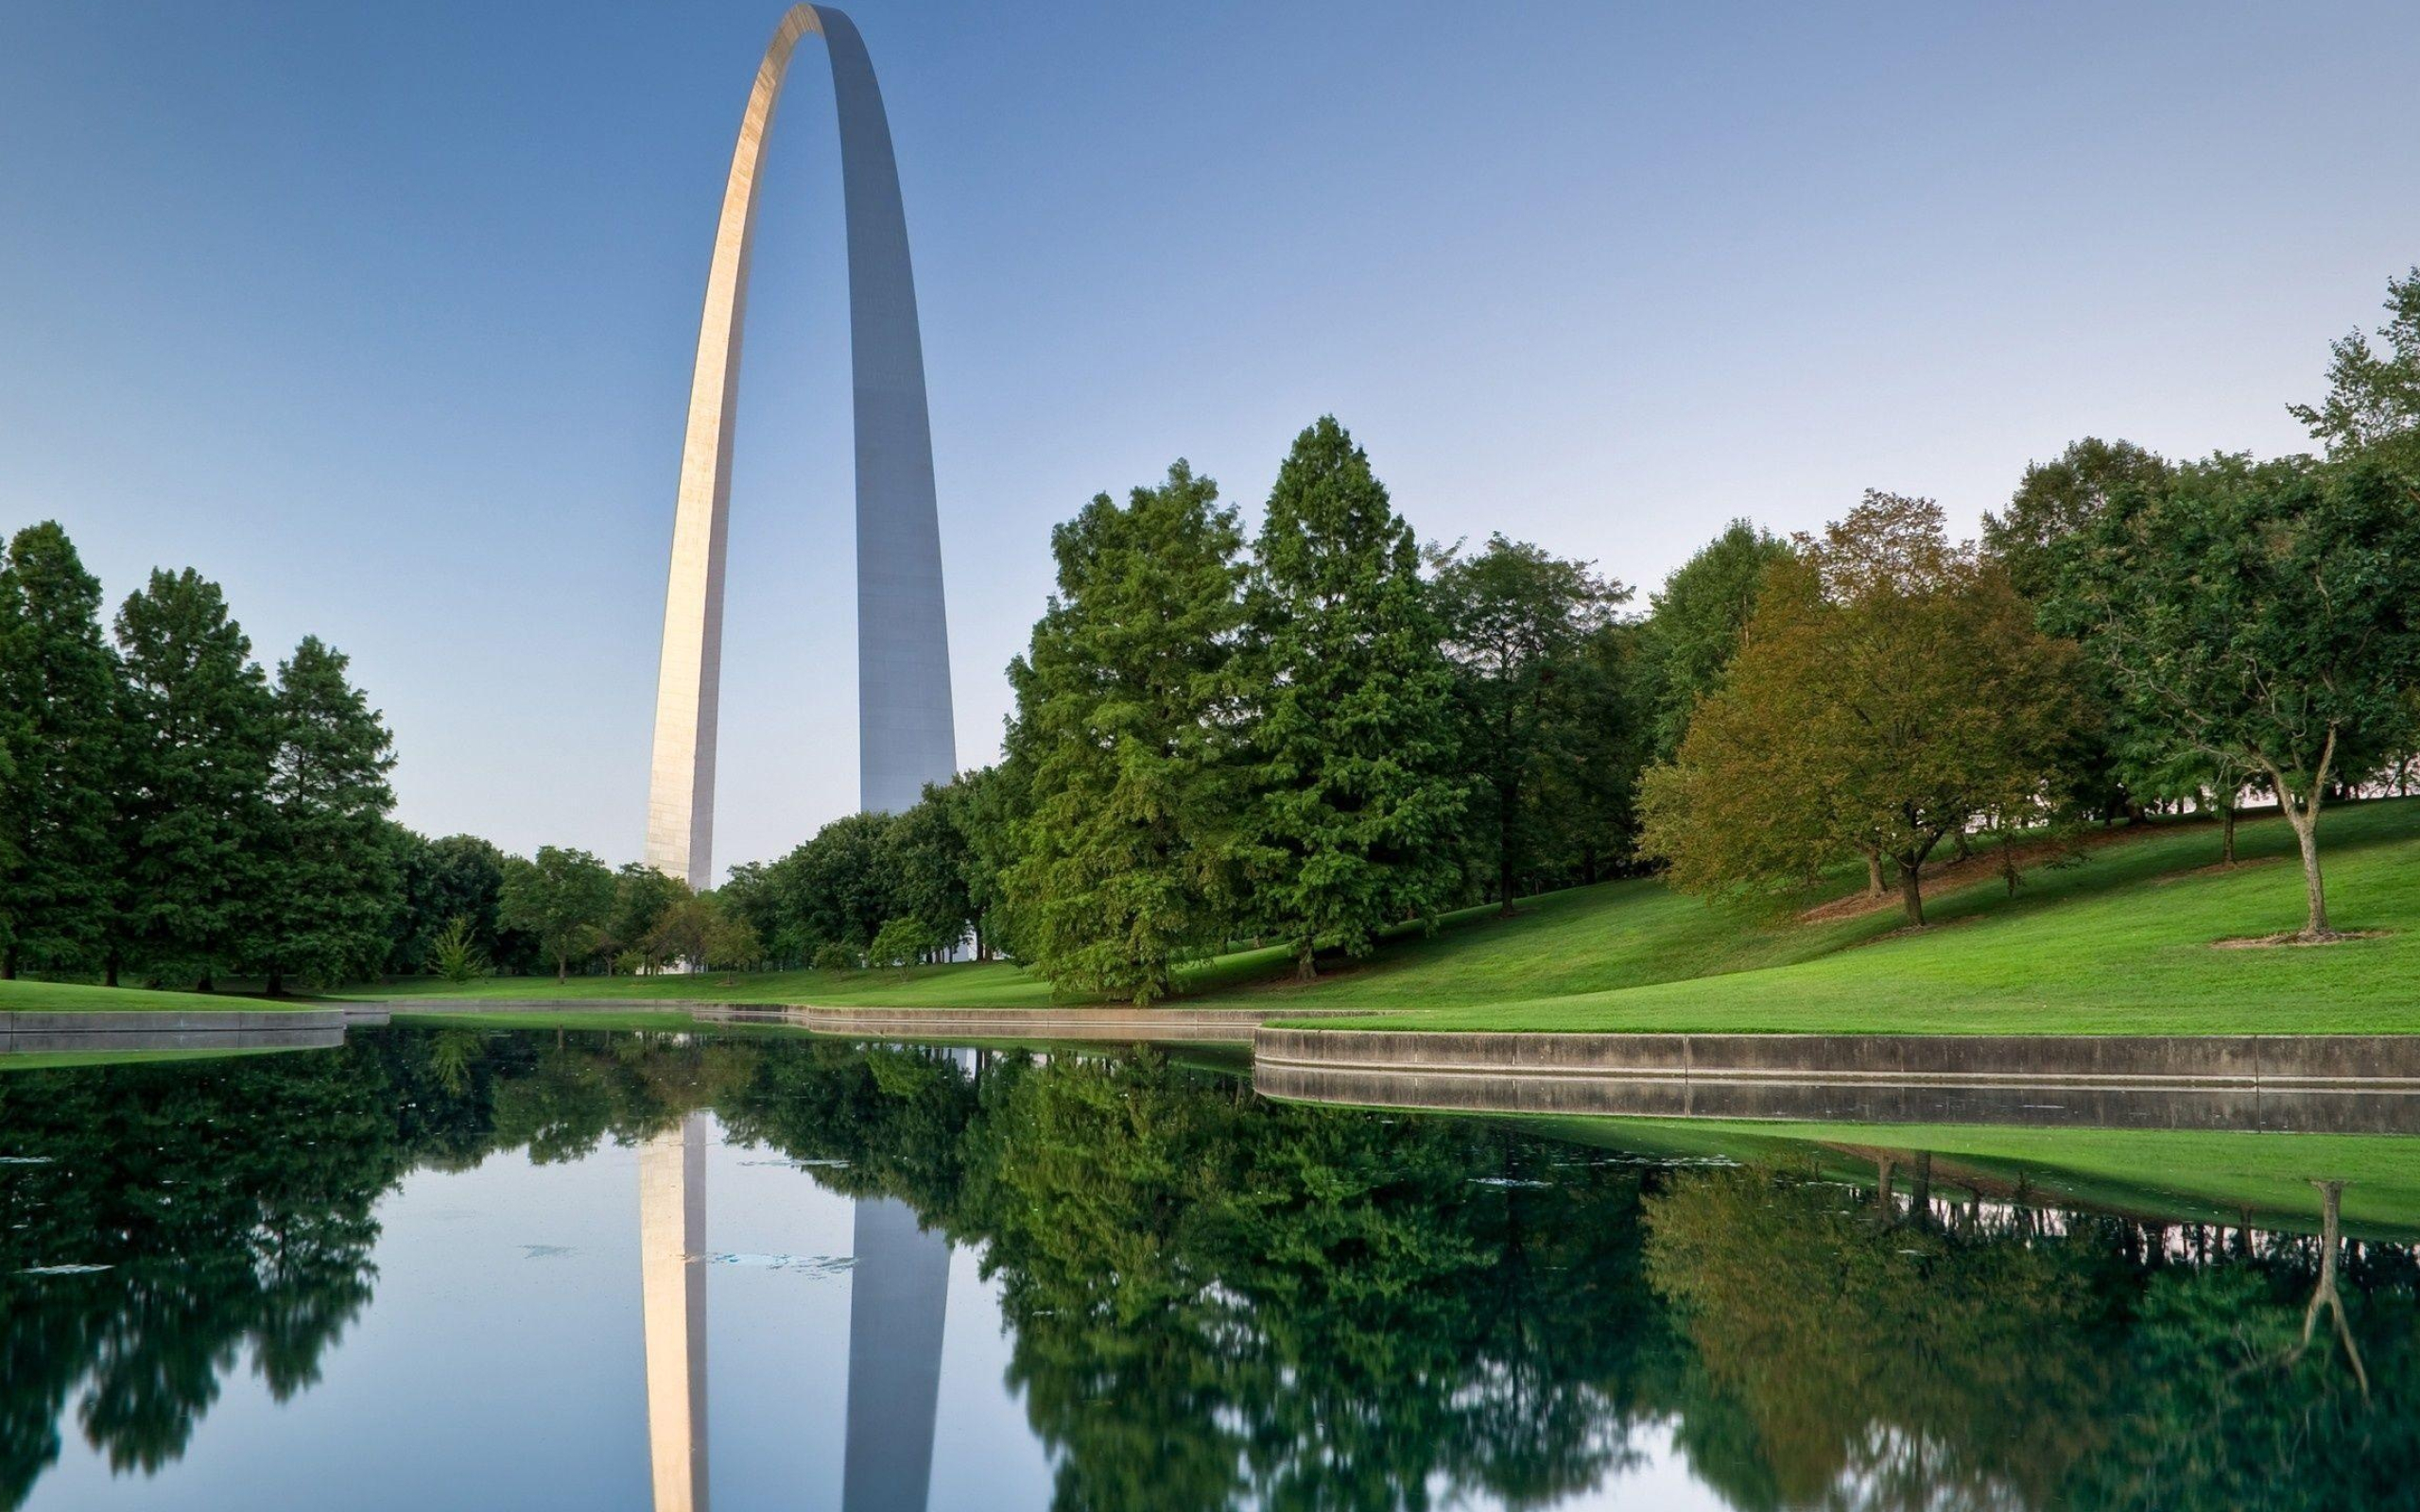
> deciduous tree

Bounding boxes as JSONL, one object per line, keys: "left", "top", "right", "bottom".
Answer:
{"left": 1630, "top": 520, "right": 1792, "bottom": 765}
{"left": 2048, "top": 454, "right": 2420, "bottom": 938}
{"left": 1639, "top": 494, "right": 2083, "bottom": 926}
{"left": 499, "top": 846, "right": 614, "bottom": 982}
{"left": 1431, "top": 536, "right": 1627, "bottom": 913}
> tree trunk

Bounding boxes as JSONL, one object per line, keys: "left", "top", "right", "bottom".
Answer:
{"left": 266, "top": 969, "right": 284, "bottom": 998}
{"left": 2265, "top": 731, "right": 2336, "bottom": 939}
{"left": 557, "top": 954, "right": 569, "bottom": 985}
{"left": 2, "top": 948, "right": 14, "bottom": 981}
{"left": 198, "top": 971, "right": 214, "bottom": 993}
{"left": 1296, "top": 940, "right": 1317, "bottom": 982}
{"left": 1497, "top": 794, "right": 1517, "bottom": 919}
{"left": 1863, "top": 848, "right": 1885, "bottom": 899}
{"left": 1897, "top": 859, "right": 1926, "bottom": 927}
{"left": 105, "top": 951, "right": 119, "bottom": 988}
{"left": 2289, "top": 805, "right": 2328, "bottom": 936}
{"left": 2221, "top": 802, "right": 2237, "bottom": 866}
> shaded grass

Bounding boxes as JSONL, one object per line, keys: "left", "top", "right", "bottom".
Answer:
{"left": 0, "top": 978, "right": 298, "bottom": 1013}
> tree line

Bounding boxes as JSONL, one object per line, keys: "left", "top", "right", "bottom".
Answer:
{"left": 0, "top": 534, "right": 400, "bottom": 989}
{"left": 9, "top": 266, "right": 2414, "bottom": 995}
{"left": 1643, "top": 267, "right": 2420, "bottom": 936}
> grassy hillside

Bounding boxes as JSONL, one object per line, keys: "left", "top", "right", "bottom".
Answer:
{"left": 1324, "top": 797, "right": 2420, "bottom": 1033}
{"left": 0, "top": 978, "right": 296, "bottom": 1013}
{"left": 342, "top": 797, "right": 2420, "bottom": 1033}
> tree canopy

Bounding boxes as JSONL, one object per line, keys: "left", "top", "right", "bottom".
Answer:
{"left": 1640, "top": 493, "right": 2083, "bottom": 925}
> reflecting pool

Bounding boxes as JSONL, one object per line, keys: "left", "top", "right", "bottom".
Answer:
{"left": 2, "top": 1028, "right": 2413, "bottom": 1510}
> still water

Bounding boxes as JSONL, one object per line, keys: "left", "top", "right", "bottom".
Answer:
{"left": 1, "top": 1028, "right": 2412, "bottom": 1510}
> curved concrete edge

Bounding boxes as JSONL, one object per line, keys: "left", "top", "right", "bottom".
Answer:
{"left": 1252, "top": 1029, "right": 2420, "bottom": 1135}
{"left": 0, "top": 1008, "right": 346, "bottom": 1034}
{"left": 698, "top": 1004, "right": 1377, "bottom": 1044}
{"left": 1253, "top": 1028, "right": 2420, "bottom": 1091}
{"left": 375, "top": 999, "right": 690, "bottom": 1015}
{"left": 0, "top": 1007, "right": 351, "bottom": 1057}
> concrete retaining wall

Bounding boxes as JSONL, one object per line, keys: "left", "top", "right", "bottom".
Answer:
{"left": 701, "top": 1005, "right": 1371, "bottom": 1044}
{"left": 0, "top": 1008, "right": 350, "bottom": 1056}
{"left": 1253, "top": 1028, "right": 2420, "bottom": 1089}
{"left": 1251, "top": 1028, "right": 2420, "bottom": 1134}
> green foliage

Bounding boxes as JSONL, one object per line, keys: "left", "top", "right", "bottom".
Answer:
{"left": 389, "top": 831, "right": 522, "bottom": 975}
{"left": 783, "top": 810, "right": 902, "bottom": 950}
{"left": 608, "top": 860, "right": 688, "bottom": 970}
{"left": 812, "top": 940, "right": 859, "bottom": 972}
{"left": 2048, "top": 453, "right": 2420, "bottom": 936}
{"left": 0, "top": 523, "right": 122, "bottom": 977}
{"left": 1630, "top": 519, "right": 1793, "bottom": 765}
{"left": 1004, "top": 462, "right": 1253, "bottom": 1005}
{"left": 426, "top": 915, "right": 487, "bottom": 983}
{"left": 497, "top": 846, "right": 614, "bottom": 982}
{"left": 887, "top": 782, "right": 977, "bottom": 951}
{"left": 112, "top": 568, "right": 276, "bottom": 988}
{"left": 868, "top": 915, "right": 943, "bottom": 975}
{"left": 258, "top": 636, "right": 400, "bottom": 989}
{"left": 1431, "top": 534, "right": 1630, "bottom": 910}
{"left": 948, "top": 762, "right": 1030, "bottom": 959}
{"left": 1242, "top": 417, "right": 1465, "bottom": 975}
{"left": 1639, "top": 494, "right": 2085, "bottom": 925}
{"left": 2290, "top": 266, "right": 2420, "bottom": 461}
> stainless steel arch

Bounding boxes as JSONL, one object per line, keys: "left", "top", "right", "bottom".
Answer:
{"left": 645, "top": 5, "right": 956, "bottom": 887}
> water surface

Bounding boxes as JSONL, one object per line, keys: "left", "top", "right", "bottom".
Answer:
{"left": 1, "top": 1028, "right": 2411, "bottom": 1510}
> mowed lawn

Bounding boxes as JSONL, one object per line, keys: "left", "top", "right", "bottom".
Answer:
{"left": 0, "top": 978, "right": 297, "bottom": 1013}
{"left": 1324, "top": 798, "right": 2420, "bottom": 1033}
{"left": 75, "top": 795, "right": 2420, "bottom": 1034}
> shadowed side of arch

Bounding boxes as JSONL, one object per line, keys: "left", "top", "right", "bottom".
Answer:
{"left": 645, "top": 5, "right": 956, "bottom": 887}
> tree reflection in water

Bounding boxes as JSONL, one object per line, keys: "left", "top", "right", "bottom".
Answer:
{"left": 0, "top": 1030, "right": 2413, "bottom": 1510}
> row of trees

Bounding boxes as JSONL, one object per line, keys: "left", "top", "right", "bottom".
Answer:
{"left": 0, "top": 528, "right": 401, "bottom": 988}
{"left": 1643, "top": 266, "right": 2420, "bottom": 936}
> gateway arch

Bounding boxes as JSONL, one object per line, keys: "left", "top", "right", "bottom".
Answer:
{"left": 647, "top": 5, "right": 956, "bottom": 887}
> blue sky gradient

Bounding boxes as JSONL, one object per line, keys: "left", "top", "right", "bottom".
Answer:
{"left": 2, "top": 1, "right": 2413, "bottom": 874}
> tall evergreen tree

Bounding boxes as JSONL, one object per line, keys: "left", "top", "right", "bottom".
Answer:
{"left": 1004, "top": 462, "right": 1252, "bottom": 1005}
{"left": 0, "top": 523, "right": 123, "bottom": 977}
{"left": 1243, "top": 417, "right": 1464, "bottom": 978}
{"left": 113, "top": 569, "right": 275, "bottom": 990}
{"left": 259, "top": 637, "right": 400, "bottom": 990}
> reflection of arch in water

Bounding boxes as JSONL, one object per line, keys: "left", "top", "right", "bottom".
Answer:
{"left": 844, "top": 1197, "right": 951, "bottom": 1512}
{"left": 641, "top": 1113, "right": 710, "bottom": 1512}
{"left": 638, "top": 1111, "right": 952, "bottom": 1512}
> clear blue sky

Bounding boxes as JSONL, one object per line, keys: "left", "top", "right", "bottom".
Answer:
{"left": 2, "top": 1, "right": 2412, "bottom": 876}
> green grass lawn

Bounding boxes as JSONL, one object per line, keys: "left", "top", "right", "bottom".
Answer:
{"left": 0, "top": 978, "right": 297, "bottom": 1013}
{"left": 1322, "top": 797, "right": 2420, "bottom": 1033}
{"left": 335, "top": 797, "right": 2420, "bottom": 1034}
